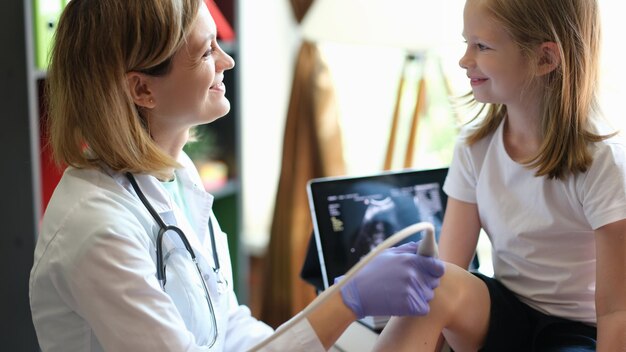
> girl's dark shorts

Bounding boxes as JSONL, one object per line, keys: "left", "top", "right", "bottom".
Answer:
{"left": 472, "top": 272, "right": 597, "bottom": 352}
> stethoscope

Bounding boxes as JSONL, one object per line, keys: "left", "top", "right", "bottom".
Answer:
{"left": 126, "top": 172, "right": 220, "bottom": 347}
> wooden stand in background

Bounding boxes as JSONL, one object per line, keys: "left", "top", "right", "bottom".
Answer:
{"left": 384, "top": 52, "right": 457, "bottom": 171}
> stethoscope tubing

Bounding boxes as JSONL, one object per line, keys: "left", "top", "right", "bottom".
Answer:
{"left": 126, "top": 172, "right": 219, "bottom": 347}
{"left": 125, "top": 173, "right": 220, "bottom": 286}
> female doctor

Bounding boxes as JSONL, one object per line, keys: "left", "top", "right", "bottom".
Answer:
{"left": 28, "top": 0, "right": 445, "bottom": 351}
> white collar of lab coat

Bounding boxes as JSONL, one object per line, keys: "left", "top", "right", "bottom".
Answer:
{"left": 101, "top": 152, "right": 215, "bottom": 242}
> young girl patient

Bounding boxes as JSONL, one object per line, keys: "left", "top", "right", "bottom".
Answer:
{"left": 374, "top": 0, "right": 626, "bottom": 351}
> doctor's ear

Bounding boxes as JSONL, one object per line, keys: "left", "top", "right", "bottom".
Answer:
{"left": 126, "top": 72, "right": 156, "bottom": 109}
{"left": 535, "top": 41, "right": 561, "bottom": 76}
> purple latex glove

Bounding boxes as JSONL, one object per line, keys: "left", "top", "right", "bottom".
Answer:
{"left": 334, "top": 241, "right": 445, "bottom": 319}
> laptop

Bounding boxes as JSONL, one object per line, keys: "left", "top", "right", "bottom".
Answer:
{"left": 306, "top": 167, "right": 449, "bottom": 329}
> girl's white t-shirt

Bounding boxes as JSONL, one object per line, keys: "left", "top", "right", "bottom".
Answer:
{"left": 444, "top": 119, "right": 626, "bottom": 324}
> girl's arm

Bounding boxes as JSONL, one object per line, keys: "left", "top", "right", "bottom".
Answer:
{"left": 438, "top": 197, "right": 482, "bottom": 269}
{"left": 431, "top": 197, "right": 482, "bottom": 351}
{"left": 595, "top": 218, "right": 626, "bottom": 352}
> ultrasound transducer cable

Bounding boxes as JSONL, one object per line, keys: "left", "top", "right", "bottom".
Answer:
{"left": 247, "top": 222, "right": 439, "bottom": 351}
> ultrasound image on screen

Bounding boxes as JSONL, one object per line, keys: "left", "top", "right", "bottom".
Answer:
{"left": 309, "top": 169, "right": 447, "bottom": 286}
{"left": 332, "top": 182, "right": 443, "bottom": 270}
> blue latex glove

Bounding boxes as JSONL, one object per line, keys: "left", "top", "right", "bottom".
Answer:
{"left": 334, "top": 241, "right": 445, "bottom": 319}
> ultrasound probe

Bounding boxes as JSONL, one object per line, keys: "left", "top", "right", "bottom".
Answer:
{"left": 248, "top": 222, "right": 439, "bottom": 351}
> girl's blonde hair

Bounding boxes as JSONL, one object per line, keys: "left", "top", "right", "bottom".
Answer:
{"left": 47, "top": 0, "right": 201, "bottom": 178}
{"left": 465, "top": 0, "right": 612, "bottom": 179}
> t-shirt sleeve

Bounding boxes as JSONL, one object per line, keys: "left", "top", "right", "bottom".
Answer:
{"left": 581, "top": 140, "right": 626, "bottom": 229}
{"left": 443, "top": 136, "right": 478, "bottom": 204}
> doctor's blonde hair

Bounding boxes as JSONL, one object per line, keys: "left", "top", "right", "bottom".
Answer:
{"left": 464, "top": 0, "right": 613, "bottom": 179}
{"left": 47, "top": 0, "right": 201, "bottom": 178}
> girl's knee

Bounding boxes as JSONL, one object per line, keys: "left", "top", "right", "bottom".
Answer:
{"left": 433, "top": 264, "right": 485, "bottom": 319}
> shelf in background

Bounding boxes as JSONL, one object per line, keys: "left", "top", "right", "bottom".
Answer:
{"left": 34, "top": 69, "right": 46, "bottom": 80}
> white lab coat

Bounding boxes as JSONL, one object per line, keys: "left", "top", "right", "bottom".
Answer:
{"left": 29, "top": 153, "right": 324, "bottom": 352}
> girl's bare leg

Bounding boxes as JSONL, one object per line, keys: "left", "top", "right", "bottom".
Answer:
{"left": 372, "top": 263, "right": 491, "bottom": 352}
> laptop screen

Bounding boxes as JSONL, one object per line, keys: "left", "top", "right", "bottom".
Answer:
{"left": 306, "top": 167, "right": 449, "bottom": 288}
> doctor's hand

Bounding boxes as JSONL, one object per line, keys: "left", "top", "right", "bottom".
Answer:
{"left": 334, "top": 241, "right": 445, "bottom": 319}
